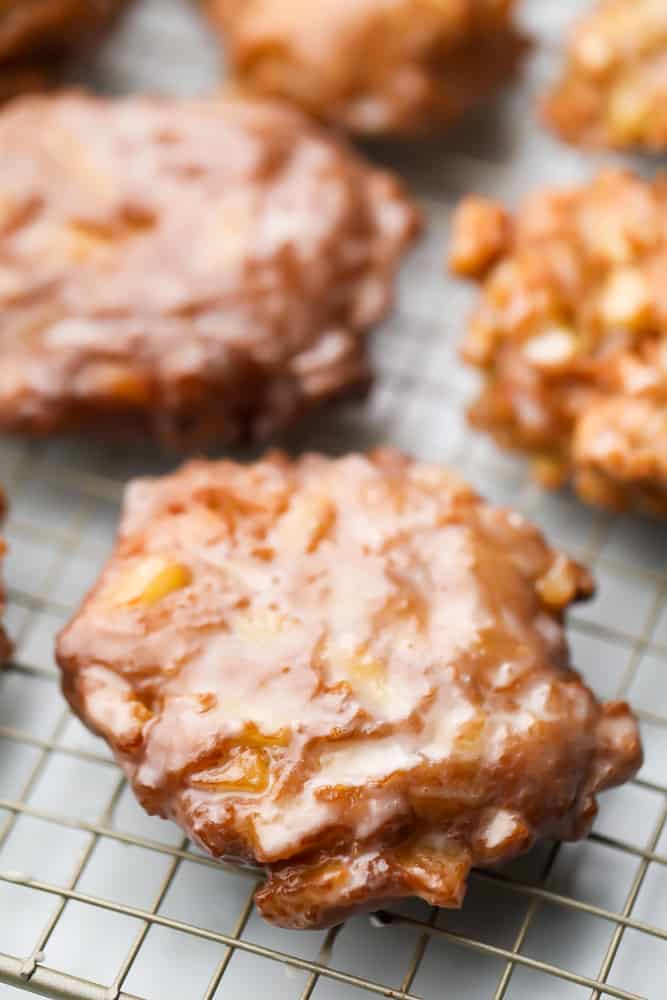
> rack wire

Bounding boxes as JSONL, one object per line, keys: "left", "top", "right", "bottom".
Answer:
{"left": 1, "top": 1, "right": 666, "bottom": 998}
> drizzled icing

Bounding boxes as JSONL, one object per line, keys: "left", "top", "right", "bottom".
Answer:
{"left": 58, "top": 450, "right": 642, "bottom": 928}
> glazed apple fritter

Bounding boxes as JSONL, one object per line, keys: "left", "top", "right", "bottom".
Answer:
{"left": 57, "top": 450, "right": 641, "bottom": 929}
{"left": 204, "top": 0, "right": 527, "bottom": 136}
{"left": 0, "top": 0, "right": 128, "bottom": 99}
{"left": 450, "top": 170, "right": 667, "bottom": 516}
{"left": 0, "top": 93, "right": 419, "bottom": 448}
{"left": 542, "top": 0, "right": 667, "bottom": 151}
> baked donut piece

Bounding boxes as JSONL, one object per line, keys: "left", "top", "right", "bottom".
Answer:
{"left": 57, "top": 449, "right": 641, "bottom": 929}
{"left": 0, "top": 92, "right": 419, "bottom": 448}
{"left": 450, "top": 170, "right": 667, "bottom": 516}
{"left": 0, "top": 1, "right": 129, "bottom": 99}
{"left": 204, "top": 0, "right": 527, "bottom": 136}
{"left": 542, "top": 0, "right": 667, "bottom": 151}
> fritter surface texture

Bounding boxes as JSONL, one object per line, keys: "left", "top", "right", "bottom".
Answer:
{"left": 542, "top": 0, "right": 667, "bottom": 151}
{"left": 58, "top": 449, "right": 641, "bottom": 929}
{"left": 451, "top": 171, "right": 667, "bottom": 515}
{"left": 0, "top": 1, "right": 128, "bottom": 99}
{"left": 205, "top": 0, "right": 526, "bottom": 136}
{"left": 0, "top": 93, "right": 418, "bottom": 447}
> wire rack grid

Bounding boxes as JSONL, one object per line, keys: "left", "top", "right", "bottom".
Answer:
{"left": 1, "top": 1, "right": 667, "bottom": 998}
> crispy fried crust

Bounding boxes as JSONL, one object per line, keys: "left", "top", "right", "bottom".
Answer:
{"left": 450, "top": 169, "right": 667, "bottom": 516}
{"left": 542, "top": 0, "right": 667, "bottom": 151}
{"left": 57, "top": 449, "right": 641, "bottom": 929}
{"left": 0, "top": 490, "right": 11, "bottom": 665}
{"left": 0, "top": 0, "right": 129, "bottom": 98}
{"left": 204, "top": 0, "right": 527, "bottom": 136}
{"left": 0, "top": 93, "right": 419, "bottom": 448}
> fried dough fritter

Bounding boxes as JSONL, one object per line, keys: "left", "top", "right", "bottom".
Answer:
{"left": 450, "top": 171, "right": 667, "bottom": 516}
{"left": 0, "top": 0, "right": 128, "bottom": 98}
{"left": 204, "top": 0, "right": 527, "bottom": 136}
{"left": 542, "top": 0, "right": 667, "bottom": 151}
{"left": 0, "top": 93, "right": 419, "bottom": 448}
{"left": 57, "top": 449, "right": 641, "bottom": 929}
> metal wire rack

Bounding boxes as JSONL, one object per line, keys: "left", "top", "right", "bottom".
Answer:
{"left": 1, "top": 1, "right": 666, "bottom": 998}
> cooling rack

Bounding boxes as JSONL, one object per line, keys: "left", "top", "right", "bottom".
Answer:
{"left": 1, "top": 1, "right": 666, "bottom": 998}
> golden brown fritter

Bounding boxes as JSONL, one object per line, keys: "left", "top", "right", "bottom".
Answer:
{"left": 0, "top": 93, "right": 419, "bottom": 448}
{"left": 204, "top": 0, "right": 527, "bottom": 136}
{"left": 542, "top": 0, "right": 667, "bottom": 151}
{"left": 57, "top": 449, "right": 641, "bottom": 930}
{"left": 0, "top": 0, "right": 128, "bottom": 99}
{"left": 450, "top": 169, "right": 667, "bottom": 516}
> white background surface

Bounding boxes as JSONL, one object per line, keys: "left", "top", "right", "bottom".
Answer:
{"left": 1, "top": 1, "right": 666, "bottom": 998}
